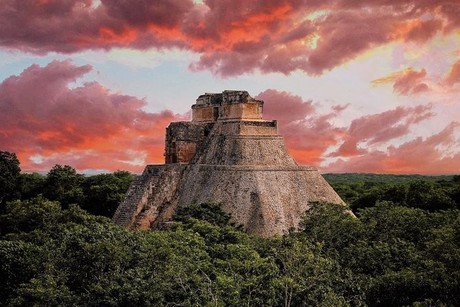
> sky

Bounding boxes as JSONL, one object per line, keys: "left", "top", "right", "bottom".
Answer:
{"left": 0, "top": 0, "right": 459, "bottom": 174}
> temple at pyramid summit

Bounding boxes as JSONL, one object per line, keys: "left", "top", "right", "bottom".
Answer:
{"left": 113, "top": 90, "right": 345, "bottom": 237}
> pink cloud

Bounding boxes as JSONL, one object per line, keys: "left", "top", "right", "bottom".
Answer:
{"left": 1, "top": 1, "right": 459, "bottom": 76}
{"left": 446, "top": 60, "right": 460, "bottom": 86}
{"left": 393, "top": 69, "right": 429, "bottom": 95}
{"left": 256, "top": 89, "right": 460, "bottom": 175}
{"left": 330, "top": 105, "right": 434, "bottom": 157}
{"left": 257, "top": 89, "right": 315, "bottom": 126}
{"left": 0, "top": 60, "right": 181, "bottom": 172}
{"left": 372, "top": 68, "right": 430, "bottom": 96}
{"left": 257, "top": 89, "right": 346, "bottom": 165}
{"left": 306, "top": 9, "right": 395, "bottom": 75}
{"left": 403, "top": 19, "right": 443, "bottom": 43}
{"left": 1, "top": 77, "right": 458, "bottom": 174}
{"left": 326, "top": 122, "right": 460, "bottom": 174}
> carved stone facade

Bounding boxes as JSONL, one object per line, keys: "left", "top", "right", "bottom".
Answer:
{"left": 113, "top": 90, "right": 345, "bottom": 237}
{"left": 192, "top": 90, "right": 264, "bottom": 122}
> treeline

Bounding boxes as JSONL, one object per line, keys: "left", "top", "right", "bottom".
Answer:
{"left": 325, "top": 173, "right": 460, "bottom": 212}
{"left": 324, "top": 173, "right": 455, "bottom": 184}
{"left": 1, "top": 151, "right": 460, "bottom": 306}
{"left": 0, "top": 151, "right": 134, "bottom": 217}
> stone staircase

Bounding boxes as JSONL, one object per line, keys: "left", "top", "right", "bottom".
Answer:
{"left": 112, "top": 166, "right": 163, "bottom": 227}
{"left": 133, "top": 171, "right": 165, "bottom": 228}
{"left": 133, "top": 164, "right": 183, "bottom": 228}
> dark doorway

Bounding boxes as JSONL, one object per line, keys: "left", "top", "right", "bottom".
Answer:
{"left": 213, "top": 107, "right": 219, "bottom": 121}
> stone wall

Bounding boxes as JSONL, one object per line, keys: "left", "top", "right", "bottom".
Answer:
{"left": 134, "top": 164, "right": 185, "bottom": 229}
{"left": 191, "top": 90, "right": 264, "bottom": 122}
{"left": 191, "top": 106, "right": 216, "bottom": 122}
{"left": 113, "top": 90, "right": 347, "bottom": 237}
{"left": 164, "top": 122, "right": 213, "bottom": 164}
{"left": 239, "top": 121, "right": 277, "bottom": 135}
{"left": 112, "top": 166, "right": 160, "bottom": 227}
{"left": 177, "top": 165, "right": 343, "bottom": 236}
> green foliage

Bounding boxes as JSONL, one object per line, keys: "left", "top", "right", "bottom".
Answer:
{"left": 299, "top": 201, "right": 460, "bottom": 306}
{"left": 406, "top": 180, "right": 456, "bottom": 210}
{"left": 0, "top": 151, "right": 21, "bottom": 207}
{"left": 300, "top": 202, "right": 364, "bottom": 251}
{"left": 174, "top": 202, "right": 233, "bottom": 227}
{"left": 81, "top": 170, "right": 134, "bottom": 217}
{"left": 328, "top": 175, "right": 460, "bottom": 212}
{"left": 17, "top": 172, "right": 45, "bottom": 200}
{"left": 268, "top": 236, "right": 354, "bottom": 307}
{"left": 0, "top": 196, "right": 61, "bottom": 235}
{"left": 0, "top": 159, "right": 459, "bottom": 306}
{"left": 11, "top": 164, "right": 133, "bottom": 217}
{"left": 0, "top": 240, "right": 42, "bottom": 303}
{"left": 324, "top": 173, "right": 455, "bottom": 184}
{"left": 43, "top": 165, "right": 85, "bottom": 208}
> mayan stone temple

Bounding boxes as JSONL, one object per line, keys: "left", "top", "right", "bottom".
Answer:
{"left": 113, "top": 90, "right": 344, "bottom": 237}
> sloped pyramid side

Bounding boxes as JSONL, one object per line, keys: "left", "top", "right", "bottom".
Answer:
{"left": 175, "top": 121, "right": 344, "bottom": 236}
{"left": 113, "top": 118, "right": 345, "bottom": 236}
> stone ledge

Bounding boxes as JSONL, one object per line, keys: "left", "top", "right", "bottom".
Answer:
{"left": 195, "top": 164, "right": 317, "bottom": 171}
{"left": 223, "top": 135, "right": 284, "bottom": 139}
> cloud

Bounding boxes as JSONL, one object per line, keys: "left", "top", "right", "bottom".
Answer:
{"left": 325, "top": 122, "right": 460, "bottom": 174}
{"left": 257, "top": 89, "right": 346, "bottom": 165}
{"left": 1, "top": 0, "right": 459, "bottom": 76}
{"left": 256, "top": 89, "right": 459, "bottom": 175}
{"left": 257, "top": 89, "right": 315, "bottom": 126}
{"left": 0, "top": 60, "right": 181, "bottom": 172}
{"left": 306, "top": 9, "right": 395, "bottom": 75}
{"left": 372, "top": 68, "right": 430, "bottom": 95}
{"left": 330, "top": 104, "right": 434, "bottom": 157}
{"left": 1, "top": 75, "right": 457, "bottom": 175}
{"left": 403, "top": 19, "right": 443, "bottom": 43}
{"left": 393, "top": 69, "right": 429, "bottom": 95}
{"left": 446, "top": 60, "right": 460, "bottom": 86}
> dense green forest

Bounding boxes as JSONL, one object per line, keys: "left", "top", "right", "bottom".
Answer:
{"left": 1, "top": 151, "right": 459, "bottom": 306}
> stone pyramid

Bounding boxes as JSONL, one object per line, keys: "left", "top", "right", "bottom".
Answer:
{"left": 113, "top": 90, "right": 345, "bottom": 237}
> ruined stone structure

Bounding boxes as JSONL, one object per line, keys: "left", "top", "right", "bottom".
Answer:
{"left": 113, "top": 90, "right": 345, "bottom": 237}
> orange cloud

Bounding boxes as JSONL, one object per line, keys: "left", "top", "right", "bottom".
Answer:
{"left": 393, "top": 69, "right": 429, "bottom": 95}
{"left": 372, "top": 68, "right": 429, "bottom": 95}
{"left": 446, "top": 60, "right": 460, "bottom": 86}
{"left": 1, "top": 0, "right": 459, "bottom": 75}
{"left": 256, "top": 89, "right": 460, "bottom": 174}
{"left": 330, "top": 104, "right": 434, "bottom": 157}
{"left": 326, "top": 122, "right": 460, "bottom": 174}
{"left": 0, "top": 60, "right": 181, "bottom": 172}
{"left": 393, "top": 19, "right": 442, "bottom": 43}
{"left": 1, "top": 76, "right": 458, "bottom": 174}
{"left": 257, "top": 89, "right": 346, "bottom": 165}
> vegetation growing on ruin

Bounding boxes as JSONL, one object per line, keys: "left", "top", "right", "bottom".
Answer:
{"left": 1, "top": 151, "right": 459, "bottom": 306}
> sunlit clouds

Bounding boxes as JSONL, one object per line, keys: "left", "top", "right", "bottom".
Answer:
{"left": 0, "top": 0, "right": 459, "bottom": 174}
{"left": 1, "top": 0, "right": 459, "bottom": 76}
{"left": 0, "top": 61, "right": 180, "bottom": 172}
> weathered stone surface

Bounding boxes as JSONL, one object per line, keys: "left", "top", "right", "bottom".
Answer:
{"left": 113, "top": 90, "right": 345, "bottom": 237}
{"left": 192, "top": 90, "right": 264, "bottom": 122}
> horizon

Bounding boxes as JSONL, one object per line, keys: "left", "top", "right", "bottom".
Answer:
{"left": 1, "top": 1, "right": 459, "bottom": 175}
{"left": 17, "top": 165, "right": 460, "bottom": 178}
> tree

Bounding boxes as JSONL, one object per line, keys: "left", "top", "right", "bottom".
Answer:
{"left": 0, "top": 240, "right": 43, "bottom": 304}
{"left": 17, "top": 172, "right": 46, "bottom": 200}
{"left": 43, "top": 165, "right": 84, "bottom": 208}
{"left": 0, "top": 196, "right": 61, "bottom": 235}
{"left": 406, "top": 180, "right": 455, "bottom": 211}
{"left": 300, "top": 202, "right": 363, "bottom": 251}
{"left": 270, "top": 236, "right": 352, "bottom": 307}
{"left": 81, "top": 171, "right": 134, "bottom": 217}
{"left": 174, "top": 202, "right": 233, "bottom": 227}
{"left": 0, "top": 151, "right": 21, "bottom": 206}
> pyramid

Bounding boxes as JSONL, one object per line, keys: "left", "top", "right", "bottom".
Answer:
{"left": 113, "top": 90, "right": 345, "bottom": 237}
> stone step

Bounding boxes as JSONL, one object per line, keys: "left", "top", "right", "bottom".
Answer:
{"left": 113, "top": 166, "right": 165, "bottom": 227}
